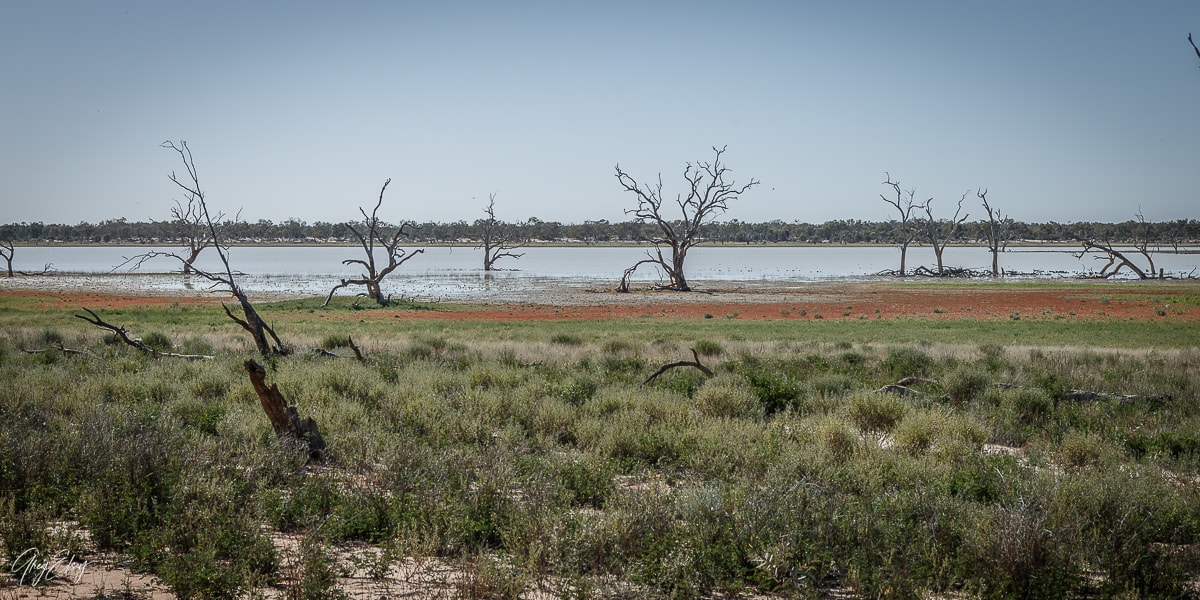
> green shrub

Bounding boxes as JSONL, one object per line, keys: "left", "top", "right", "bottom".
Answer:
{"left": 141, "top": 331, "right": 174, "bottom": 352}
{"left": 545, "top": 376, "right": 598, "bottom": 406}
{"left": 693, "top": 339, "right": 724, "bottom": 357}
{"left": 847, "top": 393, "right": 907, "bottom": 434}
{"left": 600, "top": 338, "right": 637, "bottom": 354}
{"left": 808, "top": 373, "right": 856, "bottom": 398}
{"left": 694, "top": 375, "right": 762, "bottom": 420}
{"left": 319, "top": 333, "right": 351, "bottom": 350}
{"left": 550, "top": 333, "right": 584, "bottom": 346}
{"left": 943, "top": 364, "right": 991, "bottom": 404}
{"left": 882, "top": 347, "right": 934, "bottom": 378}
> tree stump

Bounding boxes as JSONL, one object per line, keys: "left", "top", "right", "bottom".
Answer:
{"left": 244, "top": 359, "right": 326, "bottom": 461}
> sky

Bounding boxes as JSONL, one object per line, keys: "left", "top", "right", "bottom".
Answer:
{"left": 2, "top": 1, "right": 1198, "bottom": 227}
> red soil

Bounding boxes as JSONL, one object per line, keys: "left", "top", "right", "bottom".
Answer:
{"left": 5, "top": 283, "right": 1196, "bottom": 322}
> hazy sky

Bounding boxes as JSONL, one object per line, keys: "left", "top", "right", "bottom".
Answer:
{"left": 2, "top": 1, "right": 1198, "bottom": 226}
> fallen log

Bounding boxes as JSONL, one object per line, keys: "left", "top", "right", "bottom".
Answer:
{"left": 244, "top": 359, "right": 327, "bottom": 461}
{"left": 75, "top": 307, "right": 213, "bottom": 360}
{"left": 641, "top": 349, "right": 715, "bottom": 387}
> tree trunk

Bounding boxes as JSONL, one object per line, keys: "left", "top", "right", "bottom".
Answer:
{"left": 673, "top": 245, "right": 690, "bottom": 291}
{"left": 934, "top": 247, "right": 945, "bottom": 275}
{"left": 991, "top": 250, "right": 999, "bottom": 276}
{"left": 898, "top": 245, "right": 908, "bottom": 277}
{"left": 244, "top": 359, "right": 326, "bottom": 461}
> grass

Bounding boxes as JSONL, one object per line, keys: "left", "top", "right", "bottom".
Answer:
{"left": 1, "top": 290, "right": 1198, "bottom": 598}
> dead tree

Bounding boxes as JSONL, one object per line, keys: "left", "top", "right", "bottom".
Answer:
{"left": 324, "top": 178, "right": 423, "bottom": 306}
{"left": 922, "top": 193, "right": 970, "bottom": 275}
{"left": 75, "top": 307, "right": 213, "bottom": 360}
{"left": 979, "top": 188, "right": 1011, "bottom": 277}
{"left": 615, "top": 146, "right": 758, "bottom": 292}
{"left": 477, "top": 193, "right": 525, "bottom": 271}
{"left": 244, "top": 359, "right": 327, "bottom": 461}
{"left": 880, "top": 173, "right": 925, "bottom": 276}
{"left": 0, "top": 239, "right": 12, "bottom": 277}
{"left": 1075, "top": 209, "right": 1164, "bottom": 279}
{"left": 122, "top": 141, "right": 287, "bottom": 358}
{"left": 170, "top": 195, "right": 224, "bottom": 274}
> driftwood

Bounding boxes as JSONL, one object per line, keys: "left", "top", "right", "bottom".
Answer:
{"left": 75, "top": 307, "right": 213, "bottom": 360}
{"left": 641, "top": 349, "right": 715, "bottom": 387}
{"left": 244, "top": 359, "right": 327, "bottom": 461}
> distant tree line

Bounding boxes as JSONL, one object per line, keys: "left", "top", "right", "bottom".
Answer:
{"left": 1, "top": 216, "right": 1197, "bottom": 246}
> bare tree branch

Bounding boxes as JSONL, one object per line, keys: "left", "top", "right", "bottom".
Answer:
{"left": 978, "top": 188, "right": 1011, "bottom": 277}
{"left": 880, "top": 173, "right": 925, "bottom": 276}
{"left": 75, "top": 307, "right": 213, "bottom": 360}
{"left": 324, "top": 178, "right": 424, "bottom": 306}
{"left": 1073, "top": 208, "right": 1164, "bottom": 279}
{"left": 119, "top": 141, "right": 287, "bottom": 358}
{"left": 922, "top": 192, "right": 970, "bottom": 275}
{"left": 616, "top": 146, "right": 758, "bottom": 291}
{"left": 477, "top": 193, "right": 526, "bottom": 271}
{"left": 641, "top": 348, "right": 716, "bottom": 387}
{"left": 1190, "top": 33, "right": 1200, "bottom": 66}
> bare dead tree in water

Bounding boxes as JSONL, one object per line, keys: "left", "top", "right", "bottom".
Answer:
{"left": 170, "top": 195, "right": 224, "bottom": 274}
{"left": 477, "top": 193, "right": 525, "bottom": 271}
{"left": 615, "top": 146, "right": 758, "bottom": 291}
{"left": 324, "top": 179, "right": 423, "bottom": 306}
{"left": 121, "top": 141, "right": 287, "bottom": 358}
{"left": 880, "top": 173, "right": 925, "bottom": 276}
{"left": 0, "top": 239, "right": 13, "bottom": 277}
{"left": 922, "top": 192, "right": 969, "bottom": 275}
{"left": 979, "top": 188, "right": 1012, "bottom": 277}
{"left": 1074, "top": 209, "right": 1167, "bottom": 279}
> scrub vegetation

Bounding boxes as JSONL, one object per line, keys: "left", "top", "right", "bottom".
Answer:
{"left": 1, "top": 296, "right": 1199, "bottom": 599}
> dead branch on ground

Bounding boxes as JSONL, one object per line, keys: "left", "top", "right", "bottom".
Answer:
{"left": 74, "top": 307, "right": 213, "bottom": 360}
{"left": 641, "top": 349, "right": 716, "bottom": 387}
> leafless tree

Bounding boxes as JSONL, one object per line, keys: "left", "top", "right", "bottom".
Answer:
{"left": 476, "top": 193, "right": 524, "bottom": 271}
{"left": 615, "top": 146, "right": 758, "bottom": 292}
{"left": 1075, "top": 209, "right": 1166, "bottom": 279}
{"left": 921, "top": 192, "right": 970, "bottom": 275}
{"left": 122, "top": 141, "right": 287, "bottom": 358}
{"left": 323, "top": 179, "right": 423, "bottom": 306}
{"left": 170, "top": 195, "right": 224, "bottom": 274}
{"left": 880, "top": 173, "right": 926, "bottom": 276}
{"left": 0, "top": 239, "right": 13, "bottom": 277}
{"left": 978, "top": 188, "right": 1012, "bottom": 276}
{"left": 0, "top": 239, "right": 51, "bottom": 277}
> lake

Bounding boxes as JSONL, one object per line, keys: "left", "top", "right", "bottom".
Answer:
{"left": 6, "top": 244, "right": 1197, "bottom": 300}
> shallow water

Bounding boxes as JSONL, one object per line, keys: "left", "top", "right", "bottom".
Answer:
{"left": 6, "top": 245, "right": 1196, "bottom": 300}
